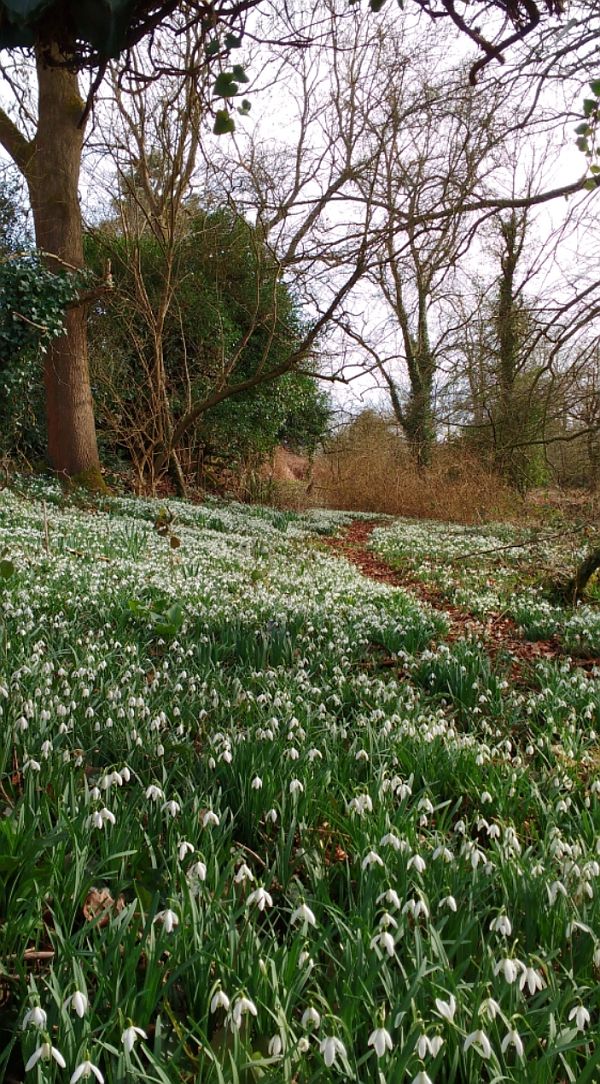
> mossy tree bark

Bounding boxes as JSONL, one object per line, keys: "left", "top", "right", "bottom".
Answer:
{"left": 0, "top": 47, "right": 103, "bottom": 484}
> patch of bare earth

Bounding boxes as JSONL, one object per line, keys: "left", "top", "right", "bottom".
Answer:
{"left": 322, "top": 519, "right": 581, "bottom": 678}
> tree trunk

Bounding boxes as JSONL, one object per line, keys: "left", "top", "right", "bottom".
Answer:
{"left": 26, "top": 47, "right": 102, "bottom": 484}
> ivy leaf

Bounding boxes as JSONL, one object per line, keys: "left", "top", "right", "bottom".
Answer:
{"left": 231, "top": 64, "right": 249, "bottom": 83}
{"left": 224, "top": 32, "right": 242, "bottom": 48}
{"left": 213, "top": 72, "right": 239, "bottom": 97}
{"left": 590, "top": 79, "right": 600, "bottom": 96}
{"left": 213, "top": 109, "right": 236, "bottom": 135}
{"left": 0, "top": 558, "right": 15, "bottom": 579}
{"left": 205, "top": 39, "right": 220, "bottom": 57}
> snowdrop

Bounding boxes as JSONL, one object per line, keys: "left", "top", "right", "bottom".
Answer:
{"left": 154, "top": 908, "right": 179, "bottom": 933}
{"left": 362, "top": 850, "right": 384, "bottom": 871}
{"left": 231, "top": 995, "right": 258, "bottom": 1030}
{"left": 301, "top": 1007, "right": 321, "bottom": 1030}
{"left": 25, "top": 1042, "right": 67, "bottom": 1072}
{"left": 368, "top": 1026, "right": 393, "bottom": 1057}
{"left": 210, "top": 990, "right": 230, "bottom": 1013}
{"left": 434, "top": 994, "right": 456, "bottom": 1023}
{"left": 70, "top": 1060, "right": 104, "bottom": 1083}
{"left": 121, "top": 1025, "right": 147, "bottom": 1054}
{"left": 319, "top": 1035, "right": 346, "bottom": 1068}
{"left": 501, "top": 1028, "right": 524, "bottom": 1057}
{"left": 568, "top": 1003, "right": 591, "bottom": 1031}
{"left": 290, "top": 902, "right": 317, "bottom": 927}
{"left": 463, "top": 1028, "right": 492, "bottom": 1059}
{"left": 247, "top": 886, "right": 273, "bottom": 911}
{"left": 22, "top": 1007, "right": 47, "bottom": 1029}
{"left": 63, "top": 990, "right": 88, "bottom": 1018}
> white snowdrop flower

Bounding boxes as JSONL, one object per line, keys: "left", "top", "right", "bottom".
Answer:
{"left": 145, "top": 784, "right": 163, "bottom": 801}
{"left": 247, "top": 887, "right": 273, "bottom": 911}
{"left": 319, "top": 1036, "right": 346, "bottom": 1068}
{"left": 289, "top": 779, "right": 304, "bottom": 796}
{"left": 15, "top": 717, "right": 28, "bottom": 733}
{"left": 380, "top": 832, "right": 404, "bottom": 851}
{"left": 251, "top": 776, "right": 263, "bottom": 789}
{"left": 463, "top": 1028, "right": 492, "bottom": 1059}
{"left": 408, "top": 854, "right": 426, "bottom": 874}
{"left": 265, "top": 808, "right": 278, "bottom": 823}
{"left": 379, "top": 911, "right": 398, "bottom": 929}
{"left": 154, "top": 908, "right": 179, "bottom": 933}
{"left": 411, "top": 1073, "right": 434, "bottom": 1084}
{"left": 41, "top": 740, "right": 52, "bottom": 759}
{"left": 64, "top": 990, "right": 88, "bottom": 1018}
{"left": 487, "top": 824, "right": 501, "bottom": 840}
{"left": 439, "top": 895, "right": 457, "bottom": 912}
{"left": 220, "top": 749, "right": 232, "bottom": 764}
{"left": 433, "top": 846, "right": 454, "bottom": 863}
{"left": 394, "top": 778, "right": 413, "bottom": 800}
{"left": 301, "top": 1007, "right": 321, "bottom": 1030}
{"left": 568, "top": 1004, "right": 591, "bottom": 1032}
{"left": 480, "top": 997, "right": 501, "bottom": 1020}
{"left": 370, "top": 930, "right": 396, "bottom": 957}
{"left": 202, "top": 810, "right": 220, "bottom": 828}
{"left": 268, "top": 1035, "right": 283, "bottom": 1056}
{"left": 428, "top": 1035, "right": 444, "bottom": 1056}
{"left": 291, "top": 903, "right": 317, "bottom": 927}
{"left": 23, "top": 759, "right": 41, "bottom": 773}
{"left": 298, "top": 950, "right": 315, "bottom": 970}
{"left": 362, "top": 850, "right": 384, "bottom": 871}
{"left": 70, "top": 1060, "right": 104, "bottom": 1083}
{"left": 489, "top": 914, "right": 512, "bottom": 937}
{"left": 416, "top": 1034, "right": 430, "bottom": 1059}
{"left": 25, "top": 1042, "right": 67, "bottom": 1072}
{"left": 89, "top": 808, "right": 116, "bottom": 829}
{"left": 210, "top": 990, "right": 230, "bottom": 1013}
{"left": 22, "top": 1006, "right": 47, "bottom": 1029}
{"left": 434, "top": 994, "right": 456, "bottom": 1023}
{"left": 355, "top": 749, "right": 369, "bottom": 761}
{"left": 231, "top": 996, "right": 258, "bottom": 1030}
{"left": 348, "top": 794, "right": 372, "bottom": 815}
{"left": 208, "top": 756, "right": 216, "bottom": 770}
{"left": 368, "top": 1026, "right": 393, "bottom": 1057}
{"left": 378, "top": 889, "right": 401, "bottom": 909}
{"left": 548, "top": 880, "right": 567, "bottom": 905}
{"left": 298, "top": 1036, "right": 310, "bottom": 1053}
{"left": 307, "top": 748, "right": 322, "bottom": 762}
{"left": 481, "top": 791, "right": 492, "bottom": 804}
{"left": 187, "top": 860, "right": 207, "bottom": 883}
{"left": 501, "top": 1028, "right": 524, "bottom": 1057}
{"left": 519, "top": 965, "right": 545, "bottom": 996}
{"left": 89, "top": 786, "right": 101, "bottom": 800}
{"left": 178, "top": 840, "right": 194, "bottom": 861}
{"left": 403, "top": 897, "right": 429, "bottom": 920}
{"left": 234, "top": 863, "right": 254, "bottom": 884}
{"left": 121, "top": 766, "right": 131, "bottom": 782}
{"left": 418, "top": 798, "right": 434, "bottom": 814}
{"left": 121, "top": 1025, "right": 147, "bottom": 1054}
{"left": 494, "top": 957, "right": 521, "bottom": 984}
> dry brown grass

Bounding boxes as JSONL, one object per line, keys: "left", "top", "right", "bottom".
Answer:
{"left": 307, "top": 415, "right": 518, "bottom": 524}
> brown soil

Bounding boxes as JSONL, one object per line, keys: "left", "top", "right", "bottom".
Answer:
{"left": 322, "top": 519, "right": 582, "bottom": 675}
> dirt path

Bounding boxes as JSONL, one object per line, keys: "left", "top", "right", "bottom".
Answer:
{"left": 323, "top": 519, "right": 568, "bottom": 672}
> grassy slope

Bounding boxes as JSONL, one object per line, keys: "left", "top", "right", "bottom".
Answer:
{"left": 0, "top": 482, "right": 599, "bottom": 1083}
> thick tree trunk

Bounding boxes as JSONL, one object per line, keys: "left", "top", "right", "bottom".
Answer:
{"left": 26, "top": 47, "right": 102, "bottom": 484}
